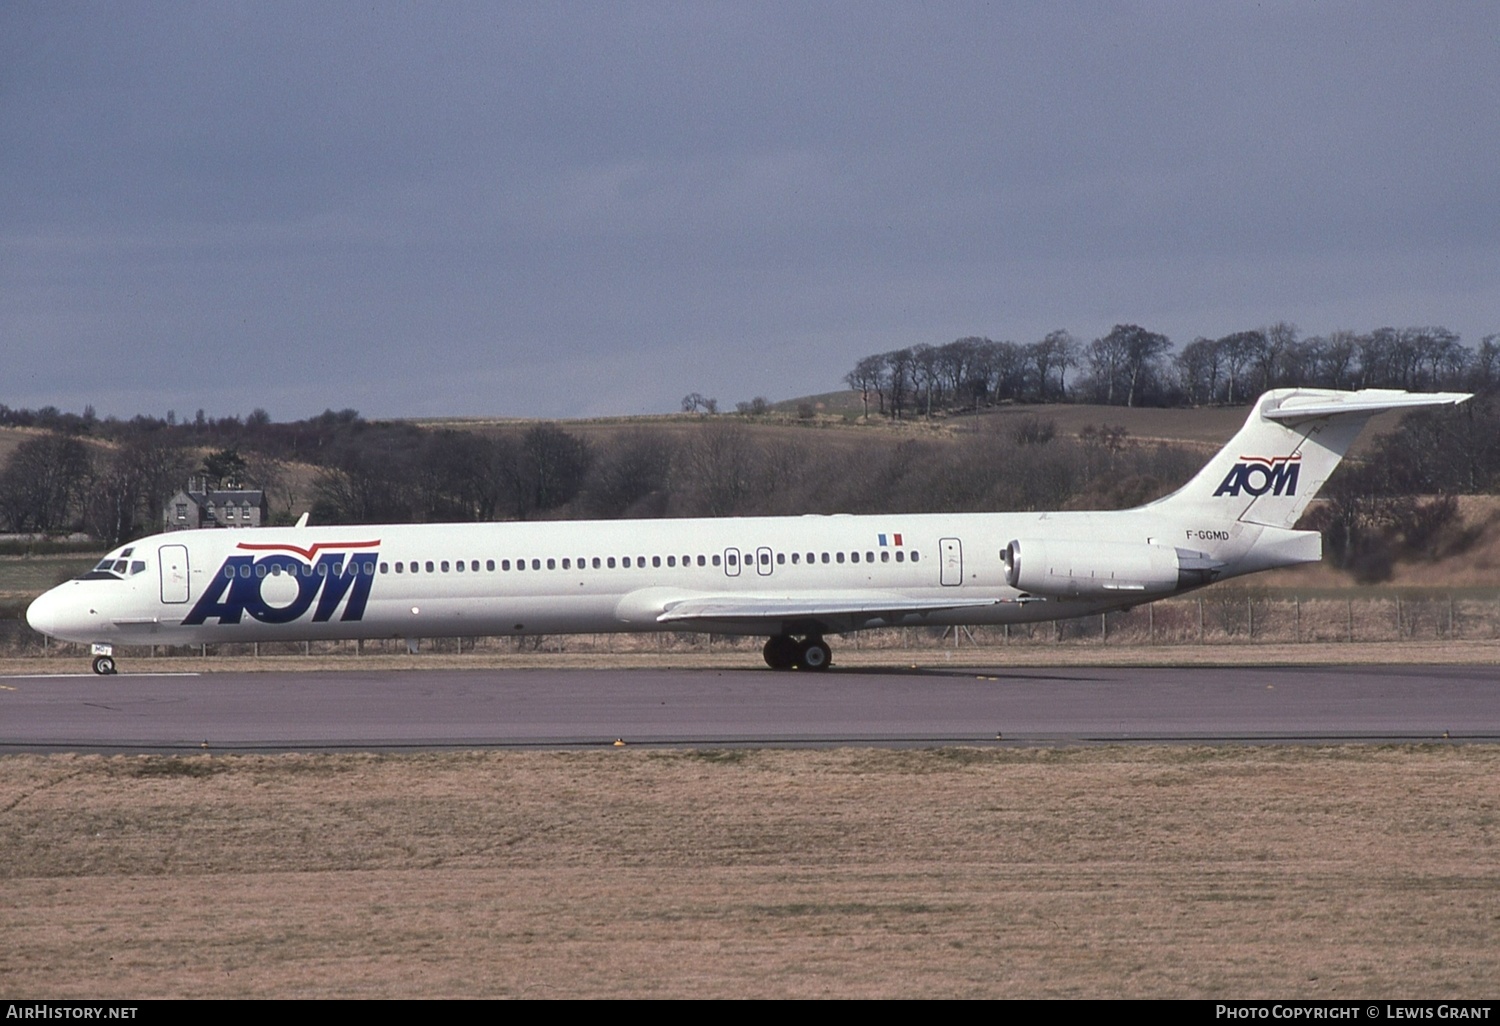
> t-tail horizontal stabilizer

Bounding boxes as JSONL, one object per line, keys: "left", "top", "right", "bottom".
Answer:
{"left": 1148, "top": 388, "right": 1471, "bottom": 529}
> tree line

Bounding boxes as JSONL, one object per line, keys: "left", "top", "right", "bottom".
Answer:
{"left": 846, "top": 324, "right": 1499, "bottom": 415}
{"left": 0, "top": 406, "right": 1212, "bottom": 540}
{"left": 3, "top": 319, "right": 1497, "bottom": 552}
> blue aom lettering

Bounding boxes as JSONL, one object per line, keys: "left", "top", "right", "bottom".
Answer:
{"left": 1213, "top": 457, "right": 1300, "bottom": 498}
{"left": 183, "top": 551, "right": 376, "bottom": 626}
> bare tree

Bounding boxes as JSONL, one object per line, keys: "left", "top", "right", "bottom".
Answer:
{"left": 0, "top": 435, "right": 92, "bottom": 533}
{"left": 579, "top": 429, "right": 677, "bottom": 518}
{"left": 1027, "top": 329, "right": 1077, "bottom": 401}
{"left": 844, "top": 354, "right": 886, "bottom": 419}
{"left": 1174, "top": 337, "right": 1223, "bottom": 405}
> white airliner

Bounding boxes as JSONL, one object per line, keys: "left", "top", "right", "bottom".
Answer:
{"left": 27, "top": 387, "right": 1469, "bottom": 675}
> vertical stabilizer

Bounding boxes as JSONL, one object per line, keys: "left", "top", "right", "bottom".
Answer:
{"left": 1145, "top": 388, "right": 1471, "bottom": 529}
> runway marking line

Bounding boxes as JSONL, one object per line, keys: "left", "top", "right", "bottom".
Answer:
{"left": 0, "top": 673, "right": 203, "bottom": 680}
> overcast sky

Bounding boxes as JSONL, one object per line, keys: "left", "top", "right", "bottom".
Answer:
{"left": 3, "top": 1, "right": 1497, "bottom": 421}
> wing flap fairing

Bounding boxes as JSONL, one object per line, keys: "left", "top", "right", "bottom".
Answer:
{"left": 656, "top": 593, "right": 1004, "bottom": 626}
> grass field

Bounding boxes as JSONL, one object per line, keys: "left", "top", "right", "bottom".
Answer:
{"left": 2, "top": 745, "right": 1496, "bottom": 998}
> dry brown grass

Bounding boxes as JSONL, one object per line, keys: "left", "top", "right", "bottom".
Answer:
{"left": 2, "top": 745, "right": 1497, "bottom": 998}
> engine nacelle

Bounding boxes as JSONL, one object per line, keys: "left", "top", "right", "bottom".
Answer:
{"left": 1002, "top": 538, "right": 1210, "bottom": 599}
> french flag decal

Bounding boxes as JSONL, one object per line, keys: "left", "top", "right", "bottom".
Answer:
{"left": 878, "top": 533, "right": 904, "bottom": 547}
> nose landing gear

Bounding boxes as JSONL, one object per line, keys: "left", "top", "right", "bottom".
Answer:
{"left": 90, "top": 644, "right": 117, "bottom": 675}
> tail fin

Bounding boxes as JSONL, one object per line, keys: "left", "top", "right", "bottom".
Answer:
{"left": 1147, "top": 388, "right": 1471, "bottom": 528}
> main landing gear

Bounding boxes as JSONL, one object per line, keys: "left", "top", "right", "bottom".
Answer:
{"left": 762, "top": 634, "right": 832, "bottom": 672}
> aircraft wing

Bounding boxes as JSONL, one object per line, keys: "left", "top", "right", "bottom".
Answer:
{"left": 655, "top": 593, "right": 1005, "bottom": 626}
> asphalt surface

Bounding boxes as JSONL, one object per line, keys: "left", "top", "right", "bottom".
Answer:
{"left": 2, "top": 663, "right": 1497, "bottom": 752}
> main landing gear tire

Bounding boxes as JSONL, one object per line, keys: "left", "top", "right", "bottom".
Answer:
{"left": 91, "top": 655, "right": 117, "bottom": 676}
{"left": 763, "top": 635, "right": 799, "bottom": 671}
{"left": 762, "top": 635, "right": 833, "bottom": 672}
{"left": 798, "top": 636, "right": 832, "bottom": 672}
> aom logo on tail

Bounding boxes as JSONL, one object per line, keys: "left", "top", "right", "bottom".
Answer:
{"left": 1213, "top": 454, "right": 1301, "bottom": 498}
{"left": 184, "top": 541, "right": 381, "bottom": 625}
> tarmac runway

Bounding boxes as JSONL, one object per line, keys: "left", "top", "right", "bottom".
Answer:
{"left": 2, "top": 663, "right": 1497, "bottom": 752}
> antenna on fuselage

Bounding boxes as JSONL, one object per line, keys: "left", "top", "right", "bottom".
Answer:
{"left": 294, "top": 512, "right": 310, "bottom": 528}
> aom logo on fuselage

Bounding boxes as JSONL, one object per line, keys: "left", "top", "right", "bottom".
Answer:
{"left": 184, "top": 541, "right": 381, "bottom": 625}
{"left": 1213, "top": 454, "right": 1301, "bottom": 498}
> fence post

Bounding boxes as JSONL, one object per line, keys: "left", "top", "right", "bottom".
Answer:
{"left": 1295, "top": 596, "right": 1301, "bottom": 643}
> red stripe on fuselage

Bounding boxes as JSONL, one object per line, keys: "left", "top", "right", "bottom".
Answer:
{"left": 233, "top": 540, "right": 382, "bottom": 560}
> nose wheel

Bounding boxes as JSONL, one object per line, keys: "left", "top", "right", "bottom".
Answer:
{"left": 91, "top": 655, "right": 117, "bottom": 676}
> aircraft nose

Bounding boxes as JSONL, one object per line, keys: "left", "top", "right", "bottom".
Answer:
{"left": 26, "top": 589, "right": 60, "bottom": 637}
{"left": 26, "top": 586, "right": 92, "bottom": 641}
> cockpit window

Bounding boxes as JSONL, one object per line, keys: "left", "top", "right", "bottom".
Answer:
{"left": 78, "top": 554, "right": 148, "bottom": 581}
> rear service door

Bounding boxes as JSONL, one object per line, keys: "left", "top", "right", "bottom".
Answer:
{"left": 159, "top": 545, "right": 190, "bottom": 603}
{"left": 939, "top": 537, "right": 963, "bottom": 586}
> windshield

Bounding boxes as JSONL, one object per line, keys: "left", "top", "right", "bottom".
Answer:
{"left": 76, "top": 547, "right": 147, "bottom": 581}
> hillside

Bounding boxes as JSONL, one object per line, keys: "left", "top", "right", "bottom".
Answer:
{"left": 2, "top": 396, "right": 1493, "bottom": 596}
